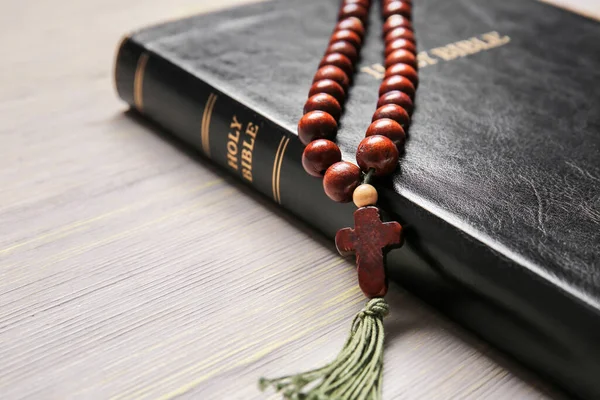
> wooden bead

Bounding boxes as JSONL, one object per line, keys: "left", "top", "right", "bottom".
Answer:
{"left": 304, "top": 93, "right": 342, "bottom": 121}
{"left": 377, "top": 90, "right": 414, "bottom": 114}
{"left": 385, "top": 27, "right": 415, "bottom": 43}
{"left": 382, "top": 15, "right": 412, "bottom": 36}
{"left": 302, "top": 139, "right": 342, "bottom": 177}
{"left": 319, "top": 53, "right": 353, "bottom": 77}
{"left": 330, "top": 29, "right": 362, "bottom": 48}
{"left": 344, "top": 0, "right": 370, "bottom": 7}
{"left": 384, "top": 49, "right": 417, "bottom": 68}
{"left": 366, "top": 118, "right": 406, "bottom": 148}
{"left": 313, "top": 65, "right": 350, "bottom": 90}
{"left": 309, "top": 79, "right": 346, "bottom": 104}
{"left": 298, "top": 111, "right": 338, "bottom": 145}
{"left": 323, "top": 161, "right": 361, "bottom": 203}
{"left": 383, "top": 0, "right": 411, "bottom": 5}
{"left": 326, "top": 41, "right": 358, "bottom": 64}
{"left": 338, "top": 4, "right": 369, "bottom": 23}
{"left": 372, "top": 105, "right": 410, "bottom": 129}
{"left": 385, "top": 38, "right": 417, "bottom": 56}
{"left": 353, "top": 184, "right": 378, "bottom": 207}
{"left": 356, "top": 135, "right": 399, "bottom": 176}
{"left": 382, "top": 1, "right": 412, "bottom": 19}
{"left": 335, "top": 17, "right": 365, "bottom": 37}
{"left": 379, "top": 75, "right": 416, "bottom": 98}
{"left": 384, "top": 63, "right": 418, "bottom": 86}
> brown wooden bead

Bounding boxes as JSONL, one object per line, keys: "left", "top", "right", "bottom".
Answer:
{"left": 385, "top": 27, "right": 415, "bottom": 43}
{"left": 335, "top": 17, "right": 365, "bottom": 38}
{"left": 377, "top": 90, "right": 414, "bottom": 114}
{"left": 323, "top": 161, "right": 361, "bottom": 203}
{"left": 298, "top": 111, "right": 338, "bottom": 145}
{"left": 356, "top": 135, "right": 399, "bottom": 176}
{"left": 383, "top": 0, "right": 411, "bottom": 5}
{"left": 326, "top": 41, "right": 358, "bottom": 64}
{"left": 304, "top": 93, "right": 342, "bottom": 121}
{"left": 379, "top": 75, "right": 416, "bottom": 98}
{"left": 344, "top": 0, "right": 370, "bottom": 7}
{"left": 319, "top": 53, "right": 353, "bottom": 77}
{"left": 385, "top": 38, "right": 417, "bottom": 57}
{"left": 372, "top": 105, "right": 410, "bottom": 129}
{"left": 384, "top": 63, "right": 418, "bottom": 86}
{"left": 338, "top": 4, "right": 369, "bottom": 23}
{"left": 309, "top": 79, "right": 346, "bottom": 104}
{"left": 366, "top": 118, "right": 406, "bottom": 148}
{"left": 382, "top": 15, "right": 412, "bottom": 36}
{"left": 313, "top": 65, "right": 350, "bottom": 90}
{"left": 330, "top": 29, "right": 362, "bottom": 48}
{"left": 382, "top": 1, "right": 412, "bottom": 19}
{"left": 302, "top": 139, "right": 342, "bottom": 177}
{"left": 384, "top": 49, "right": 417, "bottom": 68}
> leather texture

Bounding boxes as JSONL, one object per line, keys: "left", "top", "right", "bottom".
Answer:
{"left": 120, "top": 0, "right": 600, "bottom": 398}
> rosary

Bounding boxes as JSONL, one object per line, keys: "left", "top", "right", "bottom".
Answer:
{"left": 261, "top": 1, "right": 417, "bottom": 398}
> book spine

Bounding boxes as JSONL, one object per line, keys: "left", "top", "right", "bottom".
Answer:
{"left": 114, "top": 37, "right": 355, "bottom": 239}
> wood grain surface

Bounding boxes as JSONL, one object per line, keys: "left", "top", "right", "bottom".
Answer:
{"left": 0, "top": 0, "right": 594, "bottom": 398}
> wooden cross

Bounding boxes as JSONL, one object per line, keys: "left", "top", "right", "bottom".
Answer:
{"left": 335, "top": 206, "right": 403, "bottom": 298}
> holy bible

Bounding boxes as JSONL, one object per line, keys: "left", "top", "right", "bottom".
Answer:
{"left": 114, "top": 0, "right": 600, "bottom": 397}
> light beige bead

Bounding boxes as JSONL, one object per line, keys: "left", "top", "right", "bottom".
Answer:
{"left": 353, "top": 184, "right": 378, "bottom": 207}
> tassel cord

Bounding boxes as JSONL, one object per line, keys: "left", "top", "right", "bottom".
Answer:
{"left": 336, "top": 319, "right": 382, "bottom": 399}
{"left": 328, "top": 319, "right": 376, "bottom": 396}
{"left": 319, "top": 316, "right": 371, "bottom": 392}
{"left": 259, "top": 298, "right": 389, "bottom": 400}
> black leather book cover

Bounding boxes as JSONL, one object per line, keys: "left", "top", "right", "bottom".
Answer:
{"left": 114, "top": 0, "right": 600, "bottom": 397}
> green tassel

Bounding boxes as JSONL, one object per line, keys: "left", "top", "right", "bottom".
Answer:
{"left": 259, "top": 298, "right": 389, "bottom": 400}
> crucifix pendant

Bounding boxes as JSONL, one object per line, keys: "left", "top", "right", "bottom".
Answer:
{"left": 335, "top": 206, "right": 403, "bottom": 298}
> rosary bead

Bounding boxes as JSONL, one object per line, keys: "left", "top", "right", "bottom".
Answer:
{"left": 383, "top": 0, "right": 411, "bottom": 5}
{"left": 304, "top": 93, "right": 342, "bottom": 121}
{"left": 319, "top": 53, "right": 354, "bottom": 77}
{"left": 384, "top": 63, "right": 418, "bottom": 86}
{"left": 385, "top": 38, "right": 417, "bottom": 56}
{"left": 336, "top": 17, "right": 365, "bottom": 37}
{"left": 379, "top": 75, "right": 416, "bottom": 98}
{"left": 298, "top": 111, "right": 338, "bottom": 145}
{"left": 382, "top": 15, "right": 412, "bottom": 36}
{"left": 323, "top": 161, "right": 361, "bottom": 203}
{"left": 356, "top": 135, "right": 399, "bottom": 176}
{"left": 344, "top": 0, "right": 371, "bottom": 7}
{"left": 326, "top": 41, "right": 358, "bottom": 64}
{"left": 330, "top": 29, "right": 362, "bottom": 48}
{"left": 309, "top": 79, "right": 346, "bottom": 104}
{"left": 382, "top": 1, "right": 412, "bottom": 19}
{"left": 338, "top": 4, "right": 369, "bottom": 23}
{"left": 353, "top": 184, "right": 378, "bottom": 207}
{"left": 313, "top": 65, "right": 350, "bottom": 90}
{"left": 384, "top": 49, "right": 417, "bottom": 69}
{"left": 302, "top": 139, "right": 342, "bottom": 177}
{"left": 385, "top": 27, "right": 415, "bottom": 43}
{"left": 377, "top": 90, "right": 414, "bottom": 114}
{"left": 372, "top": 104, "right": 410, "bottom": 128}
{"left": 366, "top": 118, "right": 406, "bottom": 148}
